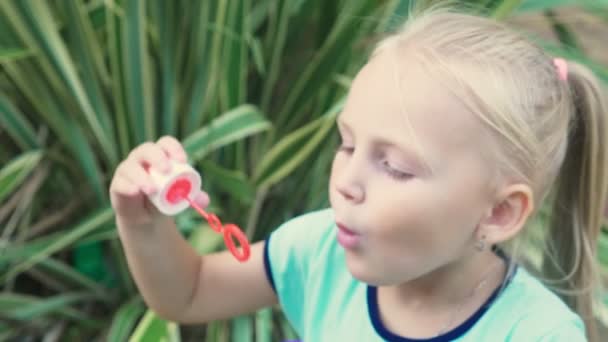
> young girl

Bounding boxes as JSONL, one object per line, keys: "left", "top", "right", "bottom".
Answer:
{"left": 110, "top": 7, "right": 608, "bottom": 342}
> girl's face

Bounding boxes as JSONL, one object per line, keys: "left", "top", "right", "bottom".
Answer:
{"left": 329, "top": 51, "right": 496, "bottom": 286}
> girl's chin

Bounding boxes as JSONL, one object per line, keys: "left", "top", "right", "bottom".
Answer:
{"left": 343, "top": 253, "right": 393, "bottom": 286}
{"left": 343, "top": 252, "right": 416, "bottom": 286}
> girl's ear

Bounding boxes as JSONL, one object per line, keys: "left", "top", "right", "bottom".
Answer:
{"left": 478, "top": 184, "right": 534, "bottom": 245}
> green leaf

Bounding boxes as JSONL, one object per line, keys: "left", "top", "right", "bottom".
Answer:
{"left": 255, "top": 308, "right": 272, "bottom": 342}
{"left": 0, "top": 150, "right": 42, "bottom": 203}
{"left": 599, "top": 231, "right": 608, "bottom": 266}
{"left": 0, "top": 292, "right": 100, "bottom": 327}
{"left": 0, "top": 207, "right": 114, "bottom": 283}
{"left": 0, "top": 93, "right": 39, "bottom": 150}
{"left": 155, "top": 0, "right": 178, "bottom": 136}
{"left": 188, "top": 223, "right": 225, "bottom": 254}
{"left": 279, "top": 312, "right": 298, "bottom": 340}
{"left": 517, "top": 0, "right": 608, "bottom": 13}
{"left": 1, "top": 12, "right": 110, "bottom": 203}
{"left": 545, "top": 9, "right": 580, "bottom": 50}
{"left": 63, "top": 0, "right": 114, "bottom": 140}
{"left": 0, "top": 47, "right": 33, "bottom": 62}
{"left": 123, "top": 0, "right": 155, "bottom": 144}
{"left": 260, "top": 1, "right": 289, "bottom": 112}
{"left": 128, "top": 310, "right": 181, "bottom": 342}
{"left": 183, "top": 104, "right": 271, "bottom": 162}
{"left": 36, "top": 258, "right": 110, "bottom": 297}
{"left": 183, "top": 1, "right": 223, "bottom": 132}
{"left": 253, "top": 99, "right": 343, "bottom": 188}
{"left": 200, "top": 161, "right": 255, "bottom": 204}
{"left": 108, "top": 296, "right": 145, "bottom": 342}
{"left": 274, "top": 1, "right": 375, "bottom": 128}
{"left": 205, "top": 320, "right": 229, "bottom": 341}
{"left": 231, "top": 315, "right": 252, "bottom": 342}
{"left": 11, "top": 0, "right": 117, "bottom": 165}
{"left": 492, "top": 0, "right": 525, "bottom": 19}
{"left": 106, "top": 1, "right": 131, "bottom": 157}
{"left": 217, "top": 0, "right": 247, "bottom": 113}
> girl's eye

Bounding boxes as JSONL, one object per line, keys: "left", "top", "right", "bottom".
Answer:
{"left": 382, "top": 160, "right": 411, "bottom": 180}
{"left": 337, "top": 145, "right": 354, "bottom": 154}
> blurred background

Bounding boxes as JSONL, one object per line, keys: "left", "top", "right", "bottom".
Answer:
{"left": 1, "top": 0, "right": 607, "bottom": 341}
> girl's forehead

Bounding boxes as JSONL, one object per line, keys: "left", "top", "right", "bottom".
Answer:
{"left": 343, "top": 50, "right": 487, "bottom": 156}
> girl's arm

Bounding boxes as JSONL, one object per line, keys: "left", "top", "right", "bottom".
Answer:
{"left": 110, "top": 136, "right": 277, "bottom": 323}
{"left": 117, "top": 217, "right": 277, "bottom": 323}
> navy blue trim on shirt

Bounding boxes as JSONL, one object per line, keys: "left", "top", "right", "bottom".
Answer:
{"left": 263, "top": 237, "right": 277, "bottom": 293}
{"left": 368, "top": 255, "right": 518, "bottom": 341}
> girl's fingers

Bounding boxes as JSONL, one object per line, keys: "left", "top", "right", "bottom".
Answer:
{"left": 156, "top": 136, "right": 188, "bottom": 163}
{"left": 129, "top": 142, "right": 171, "bottom": 174}
{"left": 110, "top": 174, "right": 140, "bottom": 197}
{"left": 193, "top": 190, "right": 210, "bottom": 209}
{"left": 118, "top": 160, "right": 158, "bottom": 195}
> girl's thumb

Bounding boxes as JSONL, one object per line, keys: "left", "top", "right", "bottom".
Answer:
{"left": 193, "top": 190, "right": 210, "bottom": 209}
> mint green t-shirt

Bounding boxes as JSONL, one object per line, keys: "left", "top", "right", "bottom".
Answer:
{"left": 263, "top": 208, "right": 587, "bottom": 341}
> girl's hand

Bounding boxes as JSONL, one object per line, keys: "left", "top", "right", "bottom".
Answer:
{"left": 109, "top": 136, "right": 210, "bottom": 228}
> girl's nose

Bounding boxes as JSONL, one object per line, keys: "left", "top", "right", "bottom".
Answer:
{"left": 335, "top": 164, "right": 365, "bottom": 204}
{"left": 337, "top": 183, "right": 364, "bottom": 203}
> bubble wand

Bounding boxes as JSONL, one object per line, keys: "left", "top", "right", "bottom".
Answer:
{"left": 147, "top": 161, "right": 251, "bottom": 262}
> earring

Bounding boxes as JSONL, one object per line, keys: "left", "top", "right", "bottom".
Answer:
{"left": 475, "top": 236, "right": 486, "bottom": 251}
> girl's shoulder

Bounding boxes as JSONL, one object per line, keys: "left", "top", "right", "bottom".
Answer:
{"left": 481, "top": 266, "right": 587, "bottom": 340}
{"left": 268, "top": 208, "right": 335, "bottom": 253}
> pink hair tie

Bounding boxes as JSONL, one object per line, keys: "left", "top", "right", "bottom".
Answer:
{"left": 553, "top": 58, "right": 568, "bottom": 81}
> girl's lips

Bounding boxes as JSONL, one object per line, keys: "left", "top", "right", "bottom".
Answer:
{"left": 336, "top": 222, "right": 362, "bottom": 249}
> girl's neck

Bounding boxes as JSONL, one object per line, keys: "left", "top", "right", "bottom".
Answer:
{"left": 383, "top": 249, "right": 506, "bottom": 312}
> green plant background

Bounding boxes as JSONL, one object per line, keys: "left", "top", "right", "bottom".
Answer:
{"left": 1, "top": 0, "right": 607, "bottom": 341}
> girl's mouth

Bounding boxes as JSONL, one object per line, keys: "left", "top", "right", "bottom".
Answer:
{"left": 336, "top": 222, "right": 362, "bottom": 249}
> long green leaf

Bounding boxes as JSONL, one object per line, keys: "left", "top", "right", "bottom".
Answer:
{"left": 222, "top": 0, "right": 248, "bottom": 111}
{"left": 107, "top": 0, "right": 131, "bottom": 157}
{"left": 4, "top": 292, "right": 96, "bottom": 320}
{"left": 108, "top": 296, "right": 145, "bottom": 342}
{"left": 275, "top": 1, "right": 376, "bottom": 129}
{"left": 35, "top": 258, "right": 110, "bottom": 298}
{"left": 0, "top": 47, "right": 33, "bottom": 62}
{"left": 279, "top": 311, "right": 298, "bottom": 340}
{"left": 0, "top": 94, "right": 39, "bottom": 150}
{"left": 123, "top": 0, "right": 155, "bottom": 144}
{"left": 492, "top": 0, "right": 525, "bottom": 19}
{"left": 517, "top": 0, "right": 608, "bottom": 12}
{"left": 253, "top": 99, "right": 343, "bottom": 188}
{"left": 11, "top": 0, "right": 117, "bottom": 165}
{"left": 64, "top": 0, "right": 114, "bottom": 140}
{"left": 128, "top": 310, "right": 180, "bottom": 342}
{"left": 200, "top": 161, "right": 255, "bottom": 205}
{"left": 1, "top": 42, "right": 107, "bottom": 203}
{"left": 155, "top": 0, "right": 177, "bottom": 136}
{"left": 260, "top": 1, "right": 290, "bottom": 112}
{"left": 182, "top": 104, "right": 271, "bottom": 161}
{"left": 0, "top": 292, "right": 100, "bottom": 327}
{"left": 0, "top": 150, "right": 42, "bottom": 203}
{"left": 0, "top": 208, "right": 114, "bottom": 283}
{"left": 231, "top": 315, "right": 252, "bottom": 342}
{"left": 188, "top": 224, "right": 225, "bottom": 254}
{"left": 187, "top": 1, "right": 229, "bottom": 129}
{"left": 255, "top": 307, "right": 272, "bottom": 342}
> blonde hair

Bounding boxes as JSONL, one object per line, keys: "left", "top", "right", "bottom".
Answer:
{"left": 373, "top": 5, "right": 608, "bottom": 341}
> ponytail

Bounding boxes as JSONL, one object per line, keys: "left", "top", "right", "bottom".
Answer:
{"left": 542, "top": 61, "right": 608, "bottom": 342}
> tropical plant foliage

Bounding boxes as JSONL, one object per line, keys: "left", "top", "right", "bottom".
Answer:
{"left": 1, "top": 0, "right": 607, "bottom": 340}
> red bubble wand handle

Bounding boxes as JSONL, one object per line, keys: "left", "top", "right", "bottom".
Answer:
{"left": 164, "top": 178, "right": 251, "bottom": 263}
{"left": 185, "top": 197, "right": 251, "bottom": 262}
